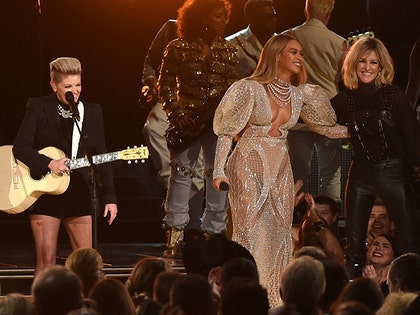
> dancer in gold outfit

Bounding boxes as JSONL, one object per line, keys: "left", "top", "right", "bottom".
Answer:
{"left": 158, "top": 0, "right": 238, "bottom": 258}
{"left": 213, "top": 34, "right": 348, "bottom": 307}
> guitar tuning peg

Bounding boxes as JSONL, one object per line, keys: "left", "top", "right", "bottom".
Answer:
{"left": 141, "top": 159, "right": 145, "bottom": 164}
{"left": 128, "top": 160, "right": 132, "bottom": 164}
{"left": 134, "top": 145, "right": 138, "bottom": 148}
{"left": 135, "top": 160, "right": 139, "bottom": 164}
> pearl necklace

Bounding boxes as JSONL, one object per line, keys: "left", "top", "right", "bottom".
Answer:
{"left": 266, "top": 78, "right": 292, "bottom": 108}
{"left": 57, "top": 103, "right": 73, "bottom": 119}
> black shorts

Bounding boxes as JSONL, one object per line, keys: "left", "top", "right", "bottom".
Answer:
{"left": 29, "top": 171, "right": 92, "bottom": 219}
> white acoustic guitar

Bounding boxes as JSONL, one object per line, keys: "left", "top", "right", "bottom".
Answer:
{"left": 0, "top": 145, "right": 149, "bottom": 214}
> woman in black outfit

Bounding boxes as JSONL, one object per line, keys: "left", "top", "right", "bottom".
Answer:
{"left": 331, "top": 37, "right": 420, "bottom": 279}
{"left": 13, "top": 57, "right": 118, "bottom": 277}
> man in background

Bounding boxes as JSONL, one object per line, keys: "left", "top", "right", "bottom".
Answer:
{"left": 226, "top": 0, "right": 277, "bottom": 78}
{"left": 282, "top": 0, "right": 346, "bottom": 202}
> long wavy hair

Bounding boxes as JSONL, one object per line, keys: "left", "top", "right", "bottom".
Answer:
{"left": 342, "top": 37, "right": 394, "bottom": 89}
{"left": 249, "top": 34, "right": 307, "bottom": 86}
{"left": 177, "top": 0, "right": 232, "bottom": 41}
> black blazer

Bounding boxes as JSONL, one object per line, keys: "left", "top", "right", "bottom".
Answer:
{"left": 13, "top": 94, "right": 117, "bottom": 204}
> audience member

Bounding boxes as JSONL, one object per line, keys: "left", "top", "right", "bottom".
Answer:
{"left": 208, "top": 256, "right": 260, "bottom": 313}
{"left": 226, "top": 0, "right": 277, "bottom": 77}
{"left": 366, "top": 197, "right": 395, "bottom": 246}
{"left": 125, "top": 257, "right": 171, "bottom": 312}
{"left": 271, "top": 256, "right": 326, "bottom": 315}
{"left": 220, "top": 257, "right": 259, "bottom": 289}
{"left": 292, "top": 247, "right": 349, "bottom": 314}
{"left": 293, "top": 245, "right": 327, "bottom": 261}
{"left": 387, "top": 253, "right": 420, "bottom": 315}
{"left": 299, "top": 193, "right": 344, "bottom": 262}
{"left": 0, "top": 292, "right": 36, "bottom": 315}
{"left": 65, "top": 247, "right": 105, "bottom": 297}
{"left": 282, "top": 0, "right": 346, "bottom": 201}
{"left": 89, "top": 278, "right": 136, "bottom": 315}
{"left": 162, "top": 273, "right": 215, "bottom": 315}
{"left": 388, "top": 253, "right": 420, "bottom": 293}
{"left": 319, "top": 258, "right": 350, "bottom": 314}
{"left": 31, "top": 265, "right": 83, "bottom": 315}
{"left": 182, "top": 233, "right": 255, "bottom": 277}
{"left": 67, "top": 299, "right": 99, "bottom": 315}
{"left": 404, "top": 295, "right": 420, "bottom": 314}
{"left": 331, "top": 277, "right": 383, "bottom": 314}
{"left": 291, "top": 185, "right": 308, "bottom": 253}
{"left": 152, "top": 271, "right": 184, "bottom": 307}
{"left": 376, "top": 292, "right": 418, "bottom": 315}
{"left": 332, "top": 301, "right": 373, "bottom": 315}
{"left": 221, "top": 277, "right": 269, "bottom": 315}
{"left": 363, "top": 234, "right": 401, "bottom": 296}
{"left": 313, "top": 195, "right": 342, "bottom": 237}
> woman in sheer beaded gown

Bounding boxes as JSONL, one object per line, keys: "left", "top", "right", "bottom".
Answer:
{"left": 213, "top": 34, "right": 348, "bottom": 307}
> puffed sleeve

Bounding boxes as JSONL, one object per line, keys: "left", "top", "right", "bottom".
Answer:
{"left": 213, "top": 79, "right": 255, "bottom": 178}
{"left": 299, "top": 84, "right": 348, "bottom": 139}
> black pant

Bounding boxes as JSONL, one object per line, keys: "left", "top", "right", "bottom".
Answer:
{"left": 345, "top": 158, "right": 419, "bottom": 279}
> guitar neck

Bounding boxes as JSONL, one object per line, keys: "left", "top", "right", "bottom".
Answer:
{"left": 67, "top": 151, "right": 121, "bottom": 170}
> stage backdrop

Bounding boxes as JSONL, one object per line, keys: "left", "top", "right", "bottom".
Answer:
{"left": 1, "top": 0, "right": 418, "bottom": 243}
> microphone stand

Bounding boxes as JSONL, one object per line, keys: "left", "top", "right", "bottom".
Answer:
{"left": 73, "top": 115, "right": 100, "bottom": 250}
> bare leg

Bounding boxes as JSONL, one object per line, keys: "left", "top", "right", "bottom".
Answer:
{"left": 30, "top": 214, "right": 61, "bottom": 277}
{"left": 63, "top": 215, "right": 92, "bottom": 250}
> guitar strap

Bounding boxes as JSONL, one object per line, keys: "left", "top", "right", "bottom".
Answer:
{"left": 71, "top": 102, "right": 84, "bottom": 159}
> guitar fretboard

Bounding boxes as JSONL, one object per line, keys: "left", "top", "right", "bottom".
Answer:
{"left": 67, "top": 152, "right": 121, "bottom": 170}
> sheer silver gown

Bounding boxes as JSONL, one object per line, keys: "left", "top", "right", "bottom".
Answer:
{"left": 213, "top": 78, "right": 347, "bottom": 307}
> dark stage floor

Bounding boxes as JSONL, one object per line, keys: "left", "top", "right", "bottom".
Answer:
{"left": 0, "top": 242, "right": 167, "bottom": 269}
{"left": 0, "top": 242, "right": 186, "bottom": 296}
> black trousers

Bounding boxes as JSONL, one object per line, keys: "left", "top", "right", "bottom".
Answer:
{"left": 345, "top": 158, "right": 419, "bottom": 279}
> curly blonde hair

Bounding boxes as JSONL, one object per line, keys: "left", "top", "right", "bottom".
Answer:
{"left": 342, "top": 37, "right": 394, "bottom": 89}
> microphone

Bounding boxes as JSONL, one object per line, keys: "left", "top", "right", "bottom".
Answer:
{"left": 65, "top": 91, "right": 80, "bottom": 121}
{"left": 219, "top": 182, "right": 229, "bottom": 191}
